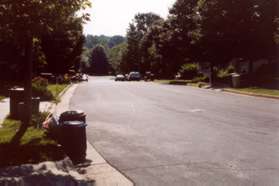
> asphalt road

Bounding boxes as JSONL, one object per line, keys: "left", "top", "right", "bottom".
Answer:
{"left": 70, "top": 76, "right": 279, "bottom": 186}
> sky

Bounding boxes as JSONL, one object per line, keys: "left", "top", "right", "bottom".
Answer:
{"left": 83, "top": 0, "right": 176, "bottom": 36}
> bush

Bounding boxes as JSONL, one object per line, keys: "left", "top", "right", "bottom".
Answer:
{"left": 32, "top": 77, "right": 53, "bottom": 101}
{"left": 179, "top": 63, "right": 199, "bottom": 80}
{"left": 217, "top": 65, "right": 235, "bottom": 79}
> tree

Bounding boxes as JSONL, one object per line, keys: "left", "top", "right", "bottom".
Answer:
{"left": 109, "top": 43, "right": 127, "bottom": 74}
{"left": 195, "top": 0, "right": 278, "bottom": 84}
{"left": 0, "top": 0, "right": 91, "bottom": 144}
{"left": 123, "top": 13, "right": 163, "bottom": 74}
{"left": 90, "top": 45, "right": 109, "bottom": 75}
{"left": 41, "top": 20, "right": 85, "bottom": 74}
{"left": 108, "top": 35, "right": 126, "bottom": 48}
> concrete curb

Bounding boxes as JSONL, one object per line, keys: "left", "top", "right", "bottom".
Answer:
{"left": 156, "top": 81, "right": 279, "bottom": 100}
{"left": 81, "top": 142, "right": 134, "bottom": 186}
{"left": 45, "top": 84, "right": 72, "bottom": 116}
{"left": 223, "top": 89, "right": 279, "bottom": 100}
{"left": 52, "top": 83, "right": 134, "bottom": 186}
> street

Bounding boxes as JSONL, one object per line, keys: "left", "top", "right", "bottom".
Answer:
{"left": 70, "top": 76, "right": 279, "bottom": 186}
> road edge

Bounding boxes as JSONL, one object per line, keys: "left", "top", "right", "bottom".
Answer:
{"left": 223, "top": 88, "right": 279, "bottom": 100}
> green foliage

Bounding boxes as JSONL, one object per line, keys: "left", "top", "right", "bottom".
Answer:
{"left": 0, "top": 0, "right": 91, "bottom": 76}
{"left": 120, "top": 0, "right": 279, "bottom": 81}
{"left": 108, "top": 36, "right": 126, "bottom": 48}
{"left": 179, "top": 63, "right": 199, "bottom": 80}
{"left": 85, "top": 35, "right": 111, "bottom": 49}
{"left": 89, "top": 45, "right": 110, "bottom": 75}
{"left": 121, "top": 13, "right": 163, "bottom": 74}
{"left": 109, "top": 43, "right": 128, "bottom": 74}
{"left": 217, "top": 65, "right": 235, "bottom": 78}
{"left": 32, "top": 77, "right": 53, "bottom": 101}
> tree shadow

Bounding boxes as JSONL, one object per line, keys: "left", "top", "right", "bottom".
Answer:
{"left": 0, "top": 140, "right": 65, "bottom": 168}
{"left": 0, "top": 157, "right": 95, "bottom": 186}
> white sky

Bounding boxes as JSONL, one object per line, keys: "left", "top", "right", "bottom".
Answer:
{"left": 83, "top": 0, "right": 176, "bottom": 36}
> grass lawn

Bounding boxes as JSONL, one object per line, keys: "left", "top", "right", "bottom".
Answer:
{"left": 0, "top": 113, "right": 65, "bottom": 167}
{"left": 155, "top": 79, "right": 191, "bottom": 85}
{"left": 0, "top": 96, "right": 5, "bottom": 101}
{"left": 155, "top": 79, "right": 209, "bottom": 88}
{"left": 227, "top": 87, "right": 279, "bottom": 97}
{"left": 47, "top": 84, "right": 68, "bottom": 101}
{"left": 154, "top": 79, "right": 173, "bottom": 84}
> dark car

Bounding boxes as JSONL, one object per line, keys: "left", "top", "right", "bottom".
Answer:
{"left": 128, "top": 72, "right": 141, "bottom": 81}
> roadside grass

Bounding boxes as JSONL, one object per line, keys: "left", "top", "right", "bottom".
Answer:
{"left": 0, "top": 96, "right": 5, "bottom": 101}
{"left": 0, "top": 112, "right": 65, "bottom": 167}
{"left": 155, "top": 79, "right": 209, "bottom": 88}
{"left": 47, "top": 84, "right": 68, "bottom": 102}
{"left": 226, "top": 87, "right": 279, "bottom": 97}
{"left": 154, "top": 79, "right": 173, "bottom": 84}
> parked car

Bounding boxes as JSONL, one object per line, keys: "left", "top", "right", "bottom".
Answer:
{"left": 128, "top": 72, "right": 141, "bottom": 81}
{"left": 144, "top": 71, "right": 155, "bottom": 81}
{"left": 115, "top": 74, "right": 126, "bottom": 81}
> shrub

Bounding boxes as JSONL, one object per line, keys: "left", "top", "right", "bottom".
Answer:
{"left": 179, "top": 63, "right": 199, "bottom": 80}
{"left": 217, "top": 65, "right": 235, "bottom": 78}
{"left": 32, "top": 77, "right": 53, "bottom": 101}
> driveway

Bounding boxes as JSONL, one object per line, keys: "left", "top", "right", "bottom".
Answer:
{"left": 70, "top": 76, "right": 279, "bottom": 186}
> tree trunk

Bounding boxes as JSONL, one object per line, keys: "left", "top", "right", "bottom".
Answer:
{"left": 11, "top": 37, "right": 33, "bottom": 145}
{"left": 209, "top": 62, "right": 214, "bottom": 87}
{"left": 249, "top": 60, "right": 253, "bottom": 73}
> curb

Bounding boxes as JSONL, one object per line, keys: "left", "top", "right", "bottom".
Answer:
{"left": 223, "top": 89, "right": 279, "bottom": 100}
{"left": 81, "top": 142, "right": 134, "bottom": 186}
{"left": 45, "top": 84, "right": 72, "bottom": 117}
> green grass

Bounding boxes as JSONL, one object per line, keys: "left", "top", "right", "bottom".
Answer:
{"left": 228, "top": 87, "right": 279, "bottom": 97}
{"left": 154, "top": 79, "right": 173, "bottom": 84}
{"left": 155, "top": 79, "right": 209, "bottom": 88}
{"left": 47, "top": 84, "right": 68, "bottom": 101}
{"left": 0, "top": 113, "right": 65, "bottom": 167}
{"left": 0, "top": 96, "right": 5, "bottom": 101}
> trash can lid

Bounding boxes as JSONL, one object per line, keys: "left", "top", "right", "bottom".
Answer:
{"left": 62, "top": 121, "right": 87, "bottom": 127}
{"left": 231, "top": 73, "right": 240, "bottom": 77}
{"left": 9, "top": 87, "right": 24, "bottom": 91}
{"left": 60, "top": 110, "right": 85, "bottom": 116}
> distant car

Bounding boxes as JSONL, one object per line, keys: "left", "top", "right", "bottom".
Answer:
{"left": 128, "top": 72, "right": 141, "bottom": 81}
{"left": 115, "top": 74, "right": 126, "bottom": 81}
{"left": 82, "top": 74, "right": 88, "bottom": 81}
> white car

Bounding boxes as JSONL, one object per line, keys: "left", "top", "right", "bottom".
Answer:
{"left": 115, "top": 74, "right": 126, "bottom": 81}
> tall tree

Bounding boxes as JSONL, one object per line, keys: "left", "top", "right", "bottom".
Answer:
{"left": 90, "top": 45, "right": 109, "bottom": 75}
{"left": 109, "top": 43, "right": 127, "bottom": 74}
{"left": 123, "top": 13, "right": 162, "bottom": 73}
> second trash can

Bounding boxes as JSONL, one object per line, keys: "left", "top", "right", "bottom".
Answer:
{"left": 59, "top": 110, "right": 87, "bottom": 164}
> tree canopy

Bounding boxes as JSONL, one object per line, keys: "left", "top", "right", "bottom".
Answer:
{"left": 89, "top": 45, "right": 110, "bottom": 75}
{"left": 110, "top": 0, "right": 278, "bottom": 80}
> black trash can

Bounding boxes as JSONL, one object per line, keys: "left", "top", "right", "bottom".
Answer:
{"left": 9, "top": 88, "right": 24, "bottom": 119}
{"left": 60, "top": 121, "right": 87, "bottom": 164}
{"left": 59, "top": 110, "right": 86, "bottom": 123}
{"left": 17, "top": 97, "right": 41, "bottom": 120}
